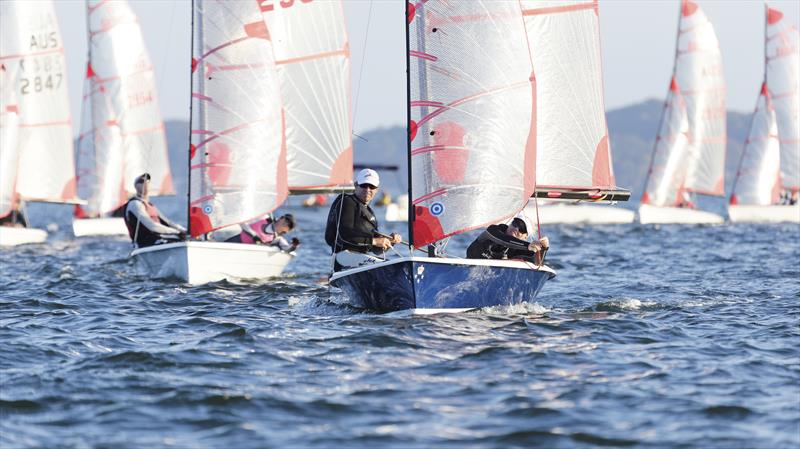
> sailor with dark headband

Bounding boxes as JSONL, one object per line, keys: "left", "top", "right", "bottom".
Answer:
{"left": 123, "top": 173, "right": 186, "bottom": 248}
{"left": 466, "top": 213, "right": 550, "bottom": 264}
{"left": 225, "top": 213, "right": 300, "bottom": 252}
{"left": 325, "top": 168, "right": 403, "bottom": 271}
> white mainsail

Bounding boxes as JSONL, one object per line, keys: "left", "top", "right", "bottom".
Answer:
{"left": 0, "top": 0, "right": 78, "bottom": 204}
{"left": 408, "top": 1, "right": 535, "bottom": 247}
{"left": 520, "top": 0, "right": 616, "bottom": 191}
{"left": 75, "top": 0, "right": 172, "bottom": 217}
{"left": 260, "top": 0, "right": 353, "bottom": 190}
{"left": 731, "top": 84, "right": 781, "bottom": 206}
{"left": 765, "top": 5, "right": 800, "bottom": 191}
{"left": 0, "top": 64, "right": 21, "bottom": 217}
{"left": 642, "top": 0, "right": 726, "bottom": 206}
{"left": 189, "top": 0, "right": 287, "bottom": 237}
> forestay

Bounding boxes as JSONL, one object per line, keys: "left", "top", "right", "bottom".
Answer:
{"left": 731, "top": 85, "right": 780, "bottom": 206}
{"left": 765, "top": 6, "right": 799, "bottom": 191}
{"left": 0, "top": 0, "right": 78, "bottom": 203}
{"left": 189, "top": 0, "right": 287, "bottom": 237}
{"left": 260, "top": 0, "right": 353, "bottom": 190}
{"left": 673, "top": 0, "right": 726, "bottom": 196}
{"left": 76, "top": 0, "right": 172, "bottom": 217}
{"left": 520, "top": 0, "right": 615, "bottom": 191}
{"left": 408, "top": 1, "right": 536, "bottom": 248}
{"left": 0, "top": 64, "right": 21, "bottom": 217}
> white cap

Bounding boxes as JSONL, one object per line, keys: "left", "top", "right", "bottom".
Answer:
{"left": 355, "top": 168, "right": 380, "bottom": 187}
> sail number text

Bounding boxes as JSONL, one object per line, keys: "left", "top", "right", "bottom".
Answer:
{"left": 18, "top": 53, "right": 64, "bottom": 96}
{"left": 260, "top": 0, "right": 313, "bottom": 12}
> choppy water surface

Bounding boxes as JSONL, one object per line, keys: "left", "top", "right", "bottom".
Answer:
{"left": 1, "top": 206, "right": 798, "bottom": 449}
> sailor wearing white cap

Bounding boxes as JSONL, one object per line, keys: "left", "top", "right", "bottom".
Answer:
{"left": 324, "top": 168, "right": 403, "bottom": 271}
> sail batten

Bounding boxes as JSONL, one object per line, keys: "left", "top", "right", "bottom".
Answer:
{"left": 189, "top": 0, "right": 287, "bottom": 237}
{"left": 0, "top": 0, "right": 78, "bottom": 204}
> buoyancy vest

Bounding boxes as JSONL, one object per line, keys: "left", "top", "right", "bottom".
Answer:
{"left": 124, "top": 198, "right": 160, "bottom": 244}
{"left": 239, "top": 218, "right": 276, "bottom": 244}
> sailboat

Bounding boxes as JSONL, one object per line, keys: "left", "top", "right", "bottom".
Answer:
{"left": 638, "top": 0, "right": 726, "bottom": 225}
{"left": 522, "top": 0, "right": 633, "bottom": 225}
{"left": 330, "top": 0, "right": 628, "bottom": 312}
{"left": 72, "top": 0, "right": 173, "bottom": 237}
{"left": 729, "top": 5, "right": 799, "bottom": 223}
{"left": 0, "top": 0, "right": 81, "bottom": 247}
{"left": 130, "top": 0, "right": 352, "bottom": 284}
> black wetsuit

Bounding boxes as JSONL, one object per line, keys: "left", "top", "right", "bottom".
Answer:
{"left": 466, "top": 224, "right": 538, "bottom": 262}
{"left": 0, "top": 209, "right": 28, "bottom": 228}
{"left": 325, "top": 193, "right": 379, "bottom": 254}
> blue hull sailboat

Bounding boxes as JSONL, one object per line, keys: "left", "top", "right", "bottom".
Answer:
{"left": 330, "top": 1, "right": 627, "bottom": 313}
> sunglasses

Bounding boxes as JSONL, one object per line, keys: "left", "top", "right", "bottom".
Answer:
{"left": 358, "top": 183, "right": 378, "bottom": 190}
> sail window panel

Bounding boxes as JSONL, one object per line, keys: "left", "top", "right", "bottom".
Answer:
{"left": 410, "top": 1, "right": 534, "bottom": 247}
{"left": 521, "top": 0, "right": 612, "bottom": 189}
{"left": 77, "top": 0, "right": 171, "bottom": 216}
{"left": 674, "top": 4, "right": 726, "bottom": 195}
{"left": 644, "top": 91, "right": 691, "bottom": 207}
{"left": 765, "top": 11, "right": 800, "bottom": 189}
{"left": 190, "top": 1, "right": 286, "bottom": 235}
{"left": 732, "top": 93, "right": 781, "bottom": 206}
{"left": 0, "top": 1, "right": 77, "bottom": 203}
{"left": 261, "top": 0, "right": 352, "bottom": 189}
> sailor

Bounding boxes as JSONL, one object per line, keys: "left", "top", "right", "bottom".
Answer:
{"left": 123, "top": 173, "right": 186, "bottom": 248}
{"left": 225, "top": 213, "right": 300, "bottom": 252}
{"left": 325, "top": 168, "right": 402, "bottom": 271}
{"left": 466, "top": 214, "right": 550, "bottom": 264}
{"left": 0, "top": 203, "right": 28, "bottom": 228}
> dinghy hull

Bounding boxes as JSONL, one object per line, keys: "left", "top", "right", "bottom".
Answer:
{"left": 330, "top": 257, "right": 555, "bottom": 313}
{"left": 638, "top": 204, "right": 724, "bottom": 225}
{"left": 728, "top": 205, "right": 800, "bottom": 223}
{"left": 527, "top": 204, "right": 635, "bottom": 225}
{"left": 0, "top": 227, "right": 47, "bottom": 246}
{"left": 130, "top": 241, "right": 294, "bottom": 285}
{"left": 72, "top": 218, "right": 128, "bottom": 237}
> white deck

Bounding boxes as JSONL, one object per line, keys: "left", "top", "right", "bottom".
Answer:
{"left": 72, "top": 217, "right": 128, "bottom": 237}
{"left": 0, "top": 227, "right": 48, "bottom": 246}
{"left": 526, "top": 203, "right": 635, "bottom": 225}
{"left": 728, "top": 205, "right": 800, "bottom": 223}
{"left": 130, "top": 241, "right": 295, "bottom": 285}
{"left": 638, "top": 204, "right": 724, "bottom": 225}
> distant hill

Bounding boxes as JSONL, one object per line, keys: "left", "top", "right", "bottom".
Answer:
{"left": 163, "top": 99, "right": 754, "bottom": 205}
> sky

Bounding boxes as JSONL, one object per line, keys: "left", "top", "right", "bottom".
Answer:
{"left": 50, "top": 0, "right": 800, "bottom": 139}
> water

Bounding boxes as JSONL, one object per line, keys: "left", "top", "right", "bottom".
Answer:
{"left": 1, "top": 205, "right": 798, "bottom": 449}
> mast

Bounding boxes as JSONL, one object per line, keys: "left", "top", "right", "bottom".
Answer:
{"left": 186, "top": 0, "right": 194, "bottom": 234}
{"left": 405, "top": 1, "right": 414, "bottom": 249}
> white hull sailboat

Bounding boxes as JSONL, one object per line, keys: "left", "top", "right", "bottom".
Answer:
{"left": 132, "top": 1, "right": 353, "bottom": 284}
{"left": 527, "top": 204, "right": 634, "bottom": 225}
{"left": 728, "top": 5, "right": 799, "bottom": 224}
{"left": 72, "top": 217, "right": 127, "bottom": 237}
{"left": 638, "top": 0, "right": 727, "bottom": 224}
{"left": 638, "top": 203, "right": 723, "bottom": 225}
{"left": 131, "top": 241, "right": 294, "bottom": 285}
{"left": 1, "top": 1, "right": 82, "bottom": 246}
{"left": 73, "top": 0, "right": 173, "bottom": 237}
{"left": 0, "top": 227, "right": 48, "bottom": 246}
{"left": 728, "top": 205, "right": 799, "bottom": 224}
{"left": 331, "top": 1, "right": 628, "bottom": 312}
